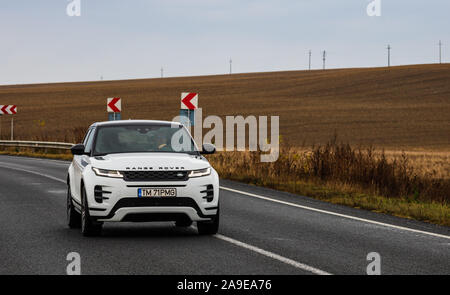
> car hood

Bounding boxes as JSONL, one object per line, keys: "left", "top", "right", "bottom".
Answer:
{"left": 89, "top": 153, "right": 210, "bottom": 171}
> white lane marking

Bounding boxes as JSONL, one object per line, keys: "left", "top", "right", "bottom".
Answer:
{"left": 191, "top": 224, "right": 331, "bottom": 275}
{"left": 0, "top": 156, "right": 70, "bottom": 165}
{"left": 214, "top": 234, "right": 332, "bottom": 275}
{"left": 0, "top": 165, "right": 66, "bottom": 184}
{"left": 220, "top": 186, "right": 450, "bottom": 240}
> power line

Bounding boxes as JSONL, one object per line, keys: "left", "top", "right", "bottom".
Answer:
{"left": 308, "top": 50, "right": 312, "bottom": 70}
{"left": 229, "top": 58, "right": 232, "bottom": 74}
{"left": 322, "top": 50, "right": 326, "bottom": 70}
{"left": 439, "top": 40, "right": 442, "bottom": 64}
{"left": 387, "top": 44, "right": 391, "bottom": 67}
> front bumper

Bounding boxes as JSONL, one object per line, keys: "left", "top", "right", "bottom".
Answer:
{"left": 82, "top": 167, "right": 219, "bottom": 222}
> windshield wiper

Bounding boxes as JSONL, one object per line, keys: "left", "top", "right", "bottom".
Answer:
{"left": 93, "top": 153, "right": 109, "bottom": 157}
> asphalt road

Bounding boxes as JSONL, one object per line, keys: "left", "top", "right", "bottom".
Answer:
{"left": 0, "top": 155, "right": 449, "bottom": 275}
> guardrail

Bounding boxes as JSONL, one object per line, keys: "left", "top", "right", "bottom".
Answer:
{"left": 0, "top": 140, "right": 74, "bottom": 150}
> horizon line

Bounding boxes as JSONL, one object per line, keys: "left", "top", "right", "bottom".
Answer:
{"left": 1, "top": 62, "right": 448, "bottom": 88}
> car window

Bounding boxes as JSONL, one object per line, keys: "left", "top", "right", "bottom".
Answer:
{"left": 82, "top": 128, "right": 92, "bottom": 146}
{"left": 93, "top": 124, "right": 198, "bottom": 156}
{"left": 84, "top": 128, "right": 96, "bottom": 154}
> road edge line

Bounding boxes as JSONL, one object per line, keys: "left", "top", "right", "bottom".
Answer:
{"left": 0, "top": 164, "right": 66, "bottom": 184}
{"left": 214, "top": 234, "right": 332, "bottom": 275}
{"left": 220, "top": 186, "right": 450, "bottom": 240}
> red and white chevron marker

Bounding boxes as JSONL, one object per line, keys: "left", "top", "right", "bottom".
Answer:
{"left": 107, "top": 98, "right": 121, "bottom": 113}
{"left": 180, "top": 93, "right": 198, "bottom": 110}
{"left": 0, "top": 105, "right": 17, "bottom": 115}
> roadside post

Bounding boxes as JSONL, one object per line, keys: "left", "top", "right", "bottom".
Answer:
{"left": 180, "top": 93, "right": 198, "bottom": 128}
{"left": 0, "top": 105, "right": 17, "bottom": 140}
{"left": 107, "top": 98, "right": 121, "bottom": 121}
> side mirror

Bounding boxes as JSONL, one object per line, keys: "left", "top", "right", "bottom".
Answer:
{"left": 201, "top": 143, "right": 216, "bottom": 155}
{"left": 71, "top": 144, "right": 87, "bottom": 156}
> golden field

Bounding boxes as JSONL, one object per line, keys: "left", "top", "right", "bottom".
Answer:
{"left": 0, "top": 64, "right": 449, "bottom": 152}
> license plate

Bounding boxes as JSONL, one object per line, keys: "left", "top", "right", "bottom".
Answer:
{"left": 138, "top": 188, "right": 177, "bottom": 197}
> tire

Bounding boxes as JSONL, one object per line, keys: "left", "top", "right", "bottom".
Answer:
{"left": 197, "top": 207, "right": 219, "bottom": 235}
{"left": 81, "top": 186, "right": 102, "bottom": 237}
{"left": 67, "top": 184, "right": 81, "bottom": 228}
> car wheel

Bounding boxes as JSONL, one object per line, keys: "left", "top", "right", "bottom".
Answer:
{"left": 81, "top": 186, "right": 102, "bottom": 237}
{"left": 67, "top": 184, "right": 81, "bottom": 228}
{"left": 197, "top": 207, "right": 219, "bottom": 235}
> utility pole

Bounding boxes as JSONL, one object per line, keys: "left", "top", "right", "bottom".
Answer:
{"left": 439, "top": 40, "right": 442, "bottom": 64}
{"left": 161, "top": 67, "right": 164, "bottom": 78}
{"left": 387, "top": 44, "right": 391, "bottom": 67}
{"left": 308, "top": 50, "right": 312, "bottom": 70}
{"left": 229, "top": 58, "right": 232, "bottom": 74}
{"left": 322, "top": 50, "right": 326, "bottom": 70}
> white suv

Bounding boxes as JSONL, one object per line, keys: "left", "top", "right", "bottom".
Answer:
{"left": 67, "top": 120, "right": 220, "bottom": 236}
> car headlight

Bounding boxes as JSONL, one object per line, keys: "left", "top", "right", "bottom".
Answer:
{"left": 92, "top": 167, "right": 123, "bottom": 178}
{"left": 188, "top": 167, "right": 211, "bottom": 178}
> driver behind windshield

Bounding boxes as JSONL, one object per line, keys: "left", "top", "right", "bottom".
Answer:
{"left": 152, "top": 132, "right": 168, "bottom": 151}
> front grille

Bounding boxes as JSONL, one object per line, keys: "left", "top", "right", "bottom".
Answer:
{"left": 122, "top": 212, "right": 190, "bottom": 223}
{"left": 113, "top": 197, "right": 198, "bottom": 208}
{"left": 122, "top": 170, "right": 189, "bottom": 182}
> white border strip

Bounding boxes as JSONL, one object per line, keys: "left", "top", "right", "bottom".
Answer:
{"left": 220, "top": 186, "right": 450, "bottom": 240}
{"left": 0, "top": 164, "right": 66, "bottom": 184}
{"left": 214, "top": 234, "right": 332, "bottom": 275}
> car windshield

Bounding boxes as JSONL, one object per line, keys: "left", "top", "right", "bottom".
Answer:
{"left": 92, "top": 124, "right": 199, "bottom": 156}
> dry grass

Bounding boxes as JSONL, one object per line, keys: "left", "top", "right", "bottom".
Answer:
{"left": 209, "top": 141, "right": 449, "bottom": 203}
{"left": 206, "top": 141, "right": 450, "bottom": 226}
{"left": 384, "top": 150, "right": 450, "bottom": 180}
{"left": 291, "top": 148, "right": 450, "bottom": 180}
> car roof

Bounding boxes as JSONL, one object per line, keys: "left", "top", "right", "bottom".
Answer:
{"left": 89, "top": 120, "right": 183, "bottom": 128}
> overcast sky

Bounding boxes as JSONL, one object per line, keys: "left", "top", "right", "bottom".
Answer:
{"left": 0, "top": 0, "right": 448, "bottom": 85}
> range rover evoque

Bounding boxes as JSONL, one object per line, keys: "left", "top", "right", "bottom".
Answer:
{"left": 67, "top": 120, "right": 220, "bottom": 236}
